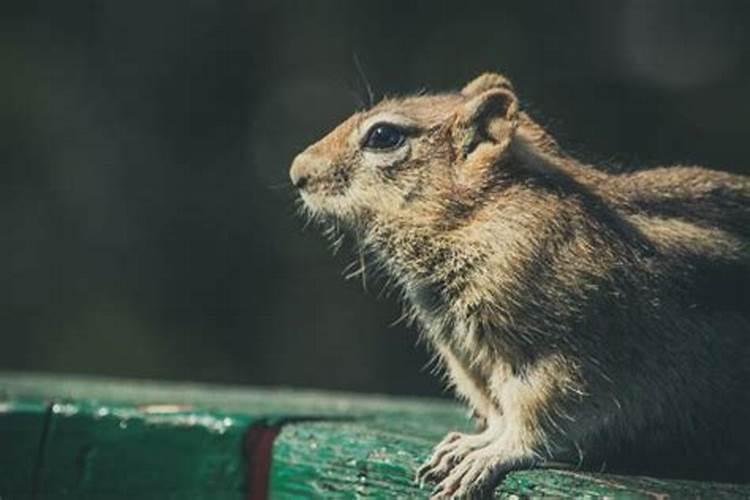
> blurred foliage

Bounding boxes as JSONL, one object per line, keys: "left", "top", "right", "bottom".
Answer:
{"left": 1, "top": 0, "right": 749, "bottom": 396}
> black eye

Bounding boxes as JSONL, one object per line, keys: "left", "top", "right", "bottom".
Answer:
{"left": 363, "top": 123, "right": 405, "bottom": 150}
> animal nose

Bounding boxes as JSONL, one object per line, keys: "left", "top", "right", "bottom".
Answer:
{"left": 289, "top": 155, "right": 309, "bottom": 190}
{"left": 293, "top": 174, "right": 308, "bottom": 190}
{"left": 290, "top": 151, "right": 327, "bottom": 190}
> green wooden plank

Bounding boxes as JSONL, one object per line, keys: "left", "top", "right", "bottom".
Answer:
{"left": 270, "top": 416, "right": 470, "bottom": 499}
{"left": 2, "top": 373, "right": 750, "bottom": 499}
{"left": 271, "top": 419, "right": 750, "bottom": 499}
{"left": 0, "top": 400, "right": 48, "bottom": 499}
{"left": 33, "top": 401, "right": 253, "bottom": 499}
{"left": 497, "top": 469, "right": 750, "bottom": 499}
{"left": 0, "top": 372, "right": 465, "bottom": 499}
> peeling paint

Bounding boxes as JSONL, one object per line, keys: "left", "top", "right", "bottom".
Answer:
{"left": 51, "top": 403, "right": 79, "bottom": 416}
{"left": 138, "top": 404, "right": 194, "bottom": 414}
{"left": 142, "top": 413, "right": 235, "bottom": 434}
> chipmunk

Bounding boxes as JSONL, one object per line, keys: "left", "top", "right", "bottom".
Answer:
{"left": 289, "top": 73, "right": 750, "bottom": 498}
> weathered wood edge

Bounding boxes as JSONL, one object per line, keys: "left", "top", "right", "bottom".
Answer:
{"left": 0, "top": 371, "right": 456, "bottom": 419}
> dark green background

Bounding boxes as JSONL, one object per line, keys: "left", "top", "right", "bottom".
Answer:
{"left": 2, "top": 0, "right": 749, "bottom": 397}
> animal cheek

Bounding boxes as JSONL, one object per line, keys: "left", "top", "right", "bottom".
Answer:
{"left": 362, "top": 142, "right": 411, "bottom": 171}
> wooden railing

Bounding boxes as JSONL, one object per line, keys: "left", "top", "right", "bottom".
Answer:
{"left": 1, "top": 373, "right": 748, "bottom": 499}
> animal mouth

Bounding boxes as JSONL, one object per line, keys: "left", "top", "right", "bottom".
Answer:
{"left": 296, "top": 181, "right": 345, "bottom": 217}
{"left": 298, "top": 169, "right": 351, "bottom": 197}
{"left": 300, "top": 177, "right": 341, "bottom": 195}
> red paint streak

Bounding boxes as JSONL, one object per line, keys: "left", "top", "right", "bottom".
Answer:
{"left": 245, "top": 424, "right": 281, "bottom": 500}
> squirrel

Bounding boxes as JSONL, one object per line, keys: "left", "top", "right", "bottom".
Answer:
{"left": 289, "top": 73, "right": 750, "bottom": 498}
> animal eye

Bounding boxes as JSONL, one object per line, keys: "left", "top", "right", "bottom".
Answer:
{"left": 363, "top": 123, "right": 405, "bottom": 150}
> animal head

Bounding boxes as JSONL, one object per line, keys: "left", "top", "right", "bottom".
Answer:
{"left": 289, "top": 73, "right": 521, "bottom": 228}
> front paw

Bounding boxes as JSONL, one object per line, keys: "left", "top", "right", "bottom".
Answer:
{"left": 415, "top": 432, "right": 467, "bottom": 486}
{"left": 415, "top": 431, "right": 495, "bottom": 487}
{"left": 430, "top": 448, "right": 535, "bottom": 499}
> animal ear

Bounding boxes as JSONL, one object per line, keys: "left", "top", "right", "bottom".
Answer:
{"left": 461, "top": 73, "right": 514, "bottom": 97}
{"left": 455, "top": 74, "right": 519, "bottom": 157}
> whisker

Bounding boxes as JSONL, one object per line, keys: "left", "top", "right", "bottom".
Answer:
{"left": 268, "top": 181, "right": 293, "bottom": 191}
{"left": 389, "top": 308, "right": 410, "bottom": 328}
{"left": 330, "top": 232, "right": 345, "bottom": 254}
{"left": 357, "top": 247, "right": 368, "bottom": 291}
{"left": 342, "top": 258, "right": 360, "bottom": 276}
{"left": 352, "top": 51, "right": 375, "bottom": 109}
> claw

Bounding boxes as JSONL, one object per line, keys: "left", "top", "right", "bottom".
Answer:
{"left": 418, "top": 429, "right": 521, "bottom": 498}
{"left": 431, "top": 482, "right": 450, "bottom": 499}
{"left": 429, "top": 447, "right": 531, "bottom": 499}
{"left": 415, "top": 432, "right": 471, "bottom": 485}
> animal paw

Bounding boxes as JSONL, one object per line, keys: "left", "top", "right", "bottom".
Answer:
{"left": 430, "top": 448, "right": 526, "bottom": 499}
{"left": 415, "top": 431, "right": 495, "bottom": 487}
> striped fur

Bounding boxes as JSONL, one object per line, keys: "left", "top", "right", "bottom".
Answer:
{"left": 290, "top": 73, "right": 750, "bottom": 496}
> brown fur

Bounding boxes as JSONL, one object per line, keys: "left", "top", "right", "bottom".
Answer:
{"left": 290, "top": 73, "right": 750, "bottom": 497}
